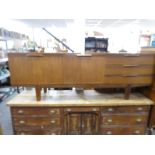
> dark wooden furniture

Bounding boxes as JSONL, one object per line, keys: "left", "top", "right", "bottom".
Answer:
{"left": 8, "top": 90, "right": 153, "bottom": 135}
{"left": 8, "top": 52, "right": 155, "bottom": 101}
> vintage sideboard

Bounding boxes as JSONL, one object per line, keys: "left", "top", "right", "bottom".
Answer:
{"left": 7, "top": 90, "right": 153, "bottom": 135}
{"left": 8, "top": 52, "right": 155, "bottom": 101}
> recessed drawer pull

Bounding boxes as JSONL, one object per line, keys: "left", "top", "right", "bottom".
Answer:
{"left": 137, "top": 107, "right": 143, "bottom": 111}
{"left": 108, "top": 108, "right": 113, "bottom": 112}
{"left": 51, "top": 120, "right": 56, "bottom": 124}
{"left": 19, "top": 120, "right": 25, "bottom": 124}
{"left": 136, "top": 118, "right": 142, "bottom": 122}
{"left": 134, "top": 130, "right": 140, "bottom": 134}
{"left": 106, "top": 131, "right": 112, "bottom": 135}
{"left": 18, "top": 110, "right": 24, "bottom": 114}
{"left": 50, "top": 110, "right": 56, "bottom": 114}
{"left": 107, "top": 119, "right": 113, "bottom": 123}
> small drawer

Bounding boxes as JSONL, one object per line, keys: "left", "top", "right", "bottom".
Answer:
{"left": 15, "top": 128, "right": 62, "bottom": 135}
{"left": 64, "top": 107, "right": 99, "bottom": 113}
{"left": 13, "top": 117, "right": 62, "bottom": 127}
{"left": 101, "top": 106, "right": 149, "bottom": 114}
{"left": 11, "top": 107, "right": 62, "bottom": 116}
{"left": 100, "top": 126, "right": 146, "bottom": 135}
{"left": 101, "top": 114, "right": 148, "bottom": 125}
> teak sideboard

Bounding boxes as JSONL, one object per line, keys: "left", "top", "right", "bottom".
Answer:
{"left": 8, "top": 52, "right": 155, "bottom": 101}
{"left": 7, "top": 90, "right": 153, "bottom": 135}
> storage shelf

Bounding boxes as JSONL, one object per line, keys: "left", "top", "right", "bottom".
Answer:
{"left": 0, "top": 73, "right": 10, "bottom": 81}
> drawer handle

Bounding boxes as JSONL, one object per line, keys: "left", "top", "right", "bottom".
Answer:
{"left": 107, "top": 119, "right": 113, "bottom": 123}
{"left": 134, "top": 130, "right": 140, "bottom": 134}
{"left": 137, "top": 107, "right": 143, "bottom": 111}
{"left": 51, "top": 133, "right": 56, "bottom": 135}
{"left": 51, "top": 120, "right": 56, "bottom": 124}
{"left": 92, "top": 108, "right": 97, "bottom": 111}
{"left": 136, "top": 118, "right": 142, "bottom": 122}
{"left": 18, "top": 110, "right": 24, "bottom": 114}
{"left": 50, "top": 110, "right": 56, "bottom": 114}
{"left": 19, "top": 120, "right": 25, "bottom": 124}
{"left": 106, "top": 131, "right": 112, "bottom": 135}
{"left": 20, "top": 132, "right": 25, "bottom": 135}
{"left": 66, "top": 109, "right": 71, "bottom": 112}
{"left": 108, "top": 108, "right": 113, "bottom": 112}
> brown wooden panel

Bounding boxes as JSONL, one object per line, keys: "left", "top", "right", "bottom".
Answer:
{"left": 13, "top": 117, "right": 61, "bottom": 127}
{"left": 104, "top": 66, "right": 155, "bottom": 75}
{"left": 101, "top": 106, "right": 149, "bottom": 114}
{"left": 101, "top": 114, "right": 148, "bottom": 125}
{"left": 66, "top": 113, "right": 81, "bottom": 135}
{"left": 64, "top": 107, "right": 99, "bottom": 113}
{"left": 12, "top": 107, "right": 62, "bottom": 116}
{"left": 15, "top": 128, "right": 62, "bottom": 135}
{"left": 102, "top": 76, "right": 153, "bottom": 85}
{"left": 100, "top": 126, "right": 146, "bottom": 135}
{"left": 63, "top": 55, "right": 79, "bottom": 84}
{"left": 104, "top": 55, "right": 155, "bottom": 65}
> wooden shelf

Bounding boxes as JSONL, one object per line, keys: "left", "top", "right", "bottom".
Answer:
{"left": 0, "top": 73, "right": 10, "bottom": 81}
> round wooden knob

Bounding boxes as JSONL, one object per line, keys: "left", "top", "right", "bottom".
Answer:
{"left": 108, "top": 108, "right": 113, "bottom": 112}
{"left": 51, "top": 120, "right": 56, "bottom": 124}
{"left": 19, "top": 120, "right": 25, "bottom": 124}
{"left": 136, "top": 118, "right": 142, "bottom": 122}
{"left": 134, "top": 130, "right": 140, "bottom": 134}
{"left": 50, "top": 110, "right": 56, "bottom": 114}
{"left": 106, "top": 131, "right": 112, "bottom": 135}
{"left": 137, "top": 107, "right": 143, "bottom": 111}
{"left": 107, "top": 119, "right": 112, "bottom": 123}
{"left": 18, "top": 110, "right": 24, "bottom": 114}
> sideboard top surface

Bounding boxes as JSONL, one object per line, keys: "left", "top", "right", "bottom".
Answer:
{"left": 7, "top": 89, "right": 154, "bottom": 107}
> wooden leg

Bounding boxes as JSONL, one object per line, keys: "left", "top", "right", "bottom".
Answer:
{"left": 124, "top": 85, "right": 131, "bottom": 99}
{"left": 43, "top": 87, "right": 47, "bottom": 93}
{"left": 35, "top": 87, "right": 41, "bottom": 101}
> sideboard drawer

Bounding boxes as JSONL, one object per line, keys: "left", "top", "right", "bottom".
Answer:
{"left": 13, "top": 117, "right": 62, "bottom": 127}
{"left": 100, "top": 126, "right": 145, "bottom": 135}
{"left": 16, "top": 128, "right": 62, "bottom": 135}
{"left": 12, "top": 107, "right": 62, "bottom": 116}
{"left": 101, "top": 114, "right": 148, "bottom": 125}
{"left": 64, "top": 107, "right": 99, "bottom": 113}
{"left": 101, "top": 106, "right": 149, "bottom": 114}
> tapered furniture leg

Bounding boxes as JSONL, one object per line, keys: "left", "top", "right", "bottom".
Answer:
{"left": 35, "top": 87, "right": 41, "bottom": 101}
{"left": 125, "top": 85, "right": 131, "bottom": 99}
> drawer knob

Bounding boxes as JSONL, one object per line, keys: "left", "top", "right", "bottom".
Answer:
{"left": 20, "top": 132, "right": 25, "bottom": 135}
{"left": 18, "top": 110, "right": 24, "bottom": 114}
{"left": 108, "top": 108, "right": 113, "bottom": 112}
{"left": 136, "top": 118, "right": 142, "bottom": 122}
{"left": 41, "top": 126, "right": 44, "bottom": 129}
{"left": 106, "top": 131, "right": 112, "bottom": 135}
{"left": 107, "top": 119, "right": 112, "bottom": 123}
{"left": 51, "top": 120, "right": 56, "bottom": 124}
{"left": 19, "top": 120, "right": 25, "bottom": 124}
{"left": 137, "top": 107, "right": 143, "bottom": 111}
{"left": 50, "top": 110, "right": 56, "bottom": 114}
{"left": 134, "top": 130, "right": 140, "bottom": 134}
{"left": 51, "top": 133, "right": 56, "bottom": 135}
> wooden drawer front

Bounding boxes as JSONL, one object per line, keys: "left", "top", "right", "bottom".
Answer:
{"left": 12, "top": 107, "right": 62, "bottom": 116}
{"left": 105, "top": 56, "right": 154, "bottom": 65}
{"left": 64, "top": 107, "right": 99, "bottom": 113}
{"left": 101, "top": 106, "right": 149, "bottom": 114}
{"left": 13, "top": 117, "right": 61, "bottom": 127}
{"left": 100, "top": 126, "right": 145, "bottom": 135}
{"left": 15, "top": 128, "right": 62, "bottom": 135}
{"left": 105, "top": 66, "right": 154, "bottom": 75}
{"left": 101, "top": 115, "right": 148, "bottom": 125}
